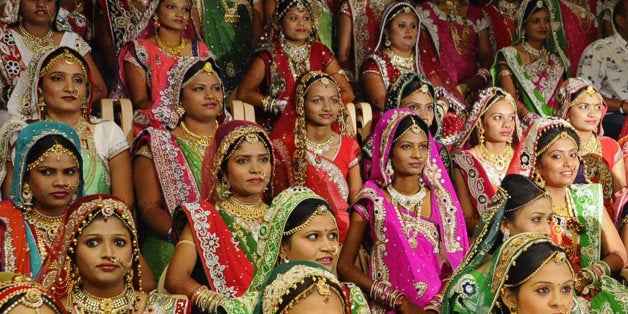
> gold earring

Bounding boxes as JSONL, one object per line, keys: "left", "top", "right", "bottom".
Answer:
{"left": 176, "top": 106, "right": 185, "bottom": 116}
{"left": 478, "top": 127, "right": 485, "bottom": 146}
{"left": 22, "top": 183, "right": 33, "bottom": 208}
{"left": 532, "top": 171, "right": 545, "bottom": 188}
{"left": 217, "top": 178, "right": 232, "bottom": 200}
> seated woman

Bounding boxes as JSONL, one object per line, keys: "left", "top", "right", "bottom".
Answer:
{"left": 255, "top": 261, "right": 350, "bottom": 314}
{"left": 453, "top": 87, "right": 521, "bottom": 232}
{"left": 444, "top": 174, "right": 556, "bottom": 312}
{"left": 264, "top": 0, "right": 334, "bottom": 49}
{"left": 0, "top": 121, "right": 83, "bottom": 278}
{"left": 555, "top": 78, "right": 626, "bottom": 215}
{"left": 0, "top": 273, "right": 66, "bottom": 313}
{"left": 236, "top": 0, "right": 353, "bottom": 131}
{"left": 337, "top": 108, "right": 468, "bottom": 312}
{"left": 40, "top": 194, "right": 190, "bottom": 313}
{"left": 0, "top": 47, "right": 133, "bottom": 206}
{"left": 557, "top": 0, "right": 598, "bottom": 72}
{"left": 0, "top": 0, "right": 106, "bottom": 113}
{"left": 219, "top": 187, "right": 370, "bottom": 313}
{"left": 508, "top": 117, "right": 628, "bottom": 311}
{"left": 272, "top": 71, "right": 361, "bottom": 242}
{"left": 488, "top": 232, "right": 580, "bottom": 313}
{"left": 493, "top": 0, "right": 569, "bottom": 121}
{"left": 133, "top": 57, "right": 224, "bottom": 280}
{"left": 165, "top": 120, "right": 274, "bottom": 311}
{"left": 119, "top": 0, "right": 211, "bottom": 132}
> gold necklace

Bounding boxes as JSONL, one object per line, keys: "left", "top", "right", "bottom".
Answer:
{"left": 18, "top": 24, "right": 54, "bottom": 52}
{"left": 155, "top": 34, "right": 187, "bottom": 57}
{"left": 70, "top": 283, "right": 139, "bottom": 314}
{"left": 180, "top": 121, "right": 215, "bottom": 146}
{"left": 496, "top": 0, "right": 518, "bottom": 18}
{"left": 443, "top": 0, "right": 470, "bottom": 55}
{"left": 579, "top": 134, "right": 601, "bottom": 156}
{"left": 282, "top": 40, "right": 310, "bottom": 79}
{"left": 477, "top": 144, "right": 513, "bottom": 172}
{"left": 521, "top": 41, "right": 548, "bottom": 62}
{"left": 24, "top": 208, "right": 63, "bottom": 260}
{"left": 219, "top": 196, "right": 267, "bottom": 220}
{"left": 305, "top": 133, "right": 335, "bottom": 155}
{"left": 387, "top": 49, "right": 415, "bottom": 72}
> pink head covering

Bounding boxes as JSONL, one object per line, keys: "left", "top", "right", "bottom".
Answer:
{"left": 554, "top": 77, "right": 607, "bottom": 136}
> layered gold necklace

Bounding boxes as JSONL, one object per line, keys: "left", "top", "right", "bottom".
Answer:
{"left": 579, "top": 134, "right": 601, "bottom": 156}
{"left": 476, "top": 144, "right": 513, "bottom": 173}
{"left": 24, "top": 208, "right": 64, "bottom": 260}
{"left": 70, "top": 283, "right": 139, "bottom": 314}
{"left": 387, "top": 49, "right": 415, "bottom": 72}
{"left": 305, "top": 133, "right": 335, "bottom": 155}
{"left": 180, "top": 121, "right": 216, "bottom": 156}
{"left": 219, "top": 196, "right": 267, "bottom": 220}
{"left": 155, "top": 34, "right": 187, "bottom": 57}
{"left": 18, "top": 24, "right": 54, "bottom": 52}
{"left": 282, "top": 40, "right": 310, "bottom": 79}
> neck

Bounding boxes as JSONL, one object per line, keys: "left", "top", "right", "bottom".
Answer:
{"left": 46, "top": 111, "right": 83, "bottom": 126}
{"left": 231, "top": 193, "right": 263, "bottom": 204}
{"left": 33, "top": 202, "right": 67, "bottom": 218}
{"left": 483, "top": 140, "right": 507, "bottom": 154}
{"left": 576, "top": 129, "right": 594, "bottom": 144}
{"left": 525, "top": 39, "right": 544, "bottom": 50}
{"left": 391, "top": 174, "right": 422, "bottom": 195}
{"left": 545, "top": 185, "right": 568, "bottom": 205}
{"left": 21, "top": 21, "right": 51, "bottom": 37}
{"left": 181, "top": 117, "right": 217, "bottom": 137}
{"left": 81, "top": 280, "right": 127, "bottom": 299}
{"left": 306, "top": 124, "right": 333, "bottom": 141}
{"left": 390, "top": 46, "right": 413, "bottom": 58}
{"left": 156, "top": 28, "right": 182, "bottom": 46}
{"left": 284, "top": 37, "right": 306, "bottom": 46}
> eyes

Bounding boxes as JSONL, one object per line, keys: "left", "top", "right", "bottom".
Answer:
{"left": 550, "top": 150, "right": 578, "bottom": 160}
{"left": 575, "top": 103, "right": 603, "bottom": 111}
{"left": 192, "top": 84, "right": 222, "bottom": 92}
{"left": 529, "top": 17, "right": 550, "bottom": 24}
{"left": 287, "top": 14, "right": 311, "bottom": 22}
{"left": 306, "top": 231, "right": 339, "bottom": 241}
{"left": 49, "top": 74, "right": 86, "bottom": 85}
{"left": 84, "top": 237, "right": 129, "bottom": 248}
{"left": 165, "top": 3, "right": 191, "bottom": 12}
{"left": 535, "top": 284, "right": 573, "bottom": 294}
{"left": 532, "top": 214, "right": 553, "bottom": 224}
{"left": 490, "top": 114, "right": 516, "bottom": 121}
{"left": 36, "top": 166, "right": 79, "bottom": 176}
{"left": 235, "top": 155, "right": 271, "bottom": 164}
{"left": 396, "top": 22, "right": 418, "bottom": 29}
{"left": 407, "top": 104, "right": 434, "bottom": 112}
{"left": 309, "top": 96, "right": 340, "bottom": 105}
{"left": 400, "top": 143, "right": 429, "bottom": 151}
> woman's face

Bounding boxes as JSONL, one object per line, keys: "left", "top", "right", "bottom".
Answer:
{"left": 400, "top": 91, "right": 434, "bottom": 128}
{"left": 304, "top": 80, "right": 341, "bottom": 128}
{"left": 385, "top": 11, "right": 418, "bottom": 52}
{"left": 502, "top": 196, "right": 553, "bottom": 236}
{"left": 75, "top": 217, "right": 133, "bottom": 293}
{"left": 523, "top": 9, "right": 550, "bottom": 43}
{"left": 20, "top": 0, "right": 55, "bottom": 25}
{"left": 481, "top": 99, "right": 516, "bottom": 145}
{"left": 286, "top": 287, "right": 344, "bottom": 314}
{"left": 502, "top": 259, "right": 574, "bottom": 314}
{"left": 390, "top": 125, "right": 429, "bottom": 178}
{"left": 225, "top": 138, "right": 272, "bottom": 199}
{"left": 155, "top": 0, "right": 191, "bottom": 32}
{"left": 181, "top": 71, "right": 223, "bottom": 122}
{"left": 281, "top": 6, "right": 312, "bottom": 45}
{"left": 281, "top": 212, "right": 339, "bottom": 270}
{"left": 567, "top": 92, "right": 603, "bottom": 134}
{"left": 26, "top": 149, "right": 80, "bottom": 213}
{"left": 39, "top": 57, "right": 88, "bottom": 118}
{"left": 535, "top": 137, "right": 579, "bottom": 188}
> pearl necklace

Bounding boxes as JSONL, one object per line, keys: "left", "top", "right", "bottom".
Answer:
{"left": 305, "top": 133, "right": 335, "bottom": 155}
{"left": 70, "top": 284, "right": 138, "bottom": 314}
{"left": 18, "top": 24, "right": 54, "bottom": 52}
{"left": 521, "top": 41, "right": 548, "bottom": 62}
{"left": 386, "top": 184, "right": 427, "bottom": 211}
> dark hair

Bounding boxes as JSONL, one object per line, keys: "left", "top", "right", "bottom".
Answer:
{"left": 25, "top": 134, "right": 81, "bottom": 177}
{"left": 282, "top": 198, "right": 334, "bottom": 244}
{"left": 535, "top": 125, "right": 580, "bottom": 164}
{"left": 39, "top": 48, "right": 88, "bottom": 78}
{"left": 522, "top": 0, "right": 550, "bottom": 26}
{"left": 392, "top": 114, "right": 430, "bottom": 143}
{"left": 614, "top": 0, "right": 627, "bottom": 30}
{"left": 275, "top": 274, "right": 344, "bottom": 313}
{"left": 501, "top": 174, "right": 548, "bottom": 221}
{"left": 276, "top": 0, "right": 312, "bottom": 22}
{"left": 179, "top": 59, "right": 222, "bottom": 101}
{"left": 219, "top": 132, "right": 273, "bottom": 180}
{"left": 385, "top": 4, "right": 416, "bottom": 30}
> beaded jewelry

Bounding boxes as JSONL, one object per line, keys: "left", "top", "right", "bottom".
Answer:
{"left": 26, "top": 143, "right": 79, "bottom": 171}
{"left": 283, "top": 205, "right": 336, "bottom": 236}
{"left": 182, "top": 62, "right": 215, "bottom": 87}
{"left": 39, "top": 49, "right": 87, "bottom": 79}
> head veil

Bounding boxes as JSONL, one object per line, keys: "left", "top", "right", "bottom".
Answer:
{"left": 127, "top": 0, "right": 201, "bottom": 43}
{"left": 373, "top": 2, "right": 422, "bottom": 68}
{"left": 554, "top": 77, "right": 607, "bottom": 136}
{"left": 265, "top": 0, "right": 321, "bottom": 44}
{"left": 200, "top": 120, "right": 275, "bottom": 203}
{"left": 370, "top": 108, "right": 468, "bottom": 255}
{"left": 39, "top": 195, "right": 139, "bottom": 298}
{"left": 8, "top": 121, "right": 84, "bottom": 209}
{"left": 456, "top": 87, "right": 522, "bottom": 150}
{"left": 0, "top": 0, "right": 62, "bottom": 27}
{"left": 0, "top": 273, "right": 65, "bottom": 313}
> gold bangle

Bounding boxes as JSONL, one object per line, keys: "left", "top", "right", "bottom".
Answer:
{"left": 176, "top": 239, "right": 196, "bottom": 248}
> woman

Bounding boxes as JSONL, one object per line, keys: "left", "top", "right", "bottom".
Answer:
{"left": 337, "top": 108, "right": 468, "bottom": 313}
{"left": 272, "top": 71, "right": 361, "bottom": 242}
{"left": 0, "top": 0, "right": 106, "bottom": 112}
{"left": 416, "top": 0, "right": 493, "bottom": 98}
{"left": 264, "top": 0, "right": 334, "bottom": 49}
{"left": 0, "top": 47, "right": 133, "bottom": 206}
{"left": 39, "top": 194, "right": 190, "bottom": 313}
{"left": 555, "top": 78, "right": 626, "bottom": 195}
{"left": 254, "top": 261, "right": 349, "bottom": 314}
{"left": 444, "top": 174, "right": 556, "bottom": 313}
{"left": 119, "top": 0, "right": 211, "bottom": 133}
{"left": 558, "top": 0, "right": 598, "bottom": 72}
{"left": 0, "top": 273, "right": 66, "bottom": 313}
{"left": 453, "top": 87, "right": 521, "bottom": 232}
{"left": 0, "top": 121, "right": 83, "bottom": 278}
{"left": 508, "top": 116, "right": 628, "bottom": 311}
{"left": 133, "top": 57, "right": 224, "bottom": 280}
{"left": 493, "top": 0, "right": 569, "bottom": 119}
{"left": 236, "top": 0, "right": 353, "bottom": 131}
{"left": 483, "top": 0, "right": 519, "bottom": 53}
{"left": 165, "top": 120, "right": 274, "bottom": 311}
{"left": 220, "top": 187, "right": 370, "bottom": 313}
{"left": 489, "top": 232, "right": 579, "bottom": 313}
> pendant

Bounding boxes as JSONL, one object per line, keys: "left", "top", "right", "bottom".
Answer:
{"left": 225, "top": 7, "right": 240, "bottom": 24}
{"left": 409, "top": 237, "right": 418, "bottom": 250}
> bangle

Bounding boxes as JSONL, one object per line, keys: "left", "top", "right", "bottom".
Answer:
{"left": 621, "top": 215, "right": 628, "bottom": 228}
{"left": 620, "top": 100, "right": 627, "bottom": 114}
{"left": 476, "top": 68, "right": 491, "bottom": 84}
{"left": 262, "top": 96, "right": 281, "bottom": 115}
{"left": 176, "top": 239, "right": 196, "bottom": 248}
{"left": 499, "top": 69, "right": 512, "bottom": 77}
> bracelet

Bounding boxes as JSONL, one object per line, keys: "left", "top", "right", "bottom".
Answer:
{"left": 476, "top": 68, "right": 491, "bottom": 84}
{"left": 620, "top": 100, "right": 627, "bottom": 114}
{"left": 369, "top": 280, "right": 404, "bottom": 309}
{"left": 192, "top": 285, "right": 208, "bottom": 304}
{"left": 621, "top": 215, "right": 628, "bottom": 228}
{"left": 262, "top": 96, "right": 281, "bottom": 115}
{"left": 176, "top": 239, "right": 196, "bottom": 248}
{"left": 499, "top": 69, "right": 512, "bottom": 77}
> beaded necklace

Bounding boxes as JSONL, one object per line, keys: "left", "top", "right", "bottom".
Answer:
{"left": 521, "top": 41, "right": 548, "bottom": 62}
{"left": 496, "top": 0, "right": 518, "bottom": 18}
{"left": 476, "top": 144, "right": 513, "bottom": 174}
{"left": 387, "top": 49, "right": 415, "bottom": 73}
{"left": 305, "top": 133, "right": 335, "bottom": 155}
{"left": 70, "top": 283, "right": 139, "bottom": 314}
{"left": 18, "top": 24, "right": 54, "bottom": 52}
{"left": 180, "top": 120, "right": 216, "bottom": 156}
{"left": 282, "top": 39, "right": 311, "bottom": 80}
{"left": 24, "top": 208, "right": 63, "bottom": 260}
{"left": 387, "top": 184, "right": 428, "bottom": 250}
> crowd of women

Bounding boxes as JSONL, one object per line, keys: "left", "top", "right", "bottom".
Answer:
{"left": 0, "top": 0, "right": 625, "bottom": 312}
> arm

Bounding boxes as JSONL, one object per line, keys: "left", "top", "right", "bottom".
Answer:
{"left": 453, "top": 167, "right": 479, "bottom": 236}
{"left": 123, "top": 61, "right": 153, "bottom": 110}
{"left": 347, "top": 165, "right": 362, "bottom": 204}
{"left": 336, "top": 13, "right": 353, "bottom": 70}
{"left": 467, "top": 28, "right": 493, "bottom": 95}
{"left": 252, "top": 1, "right": 264, "bottom": 44}
{"left": 496, "top": 62, "right": 529, "bottom": 118}
{"left": 361, "top": 72, "right": 386, "bottom": 111}
{"left": 138, "top": 253, "right": 157, "bottom": 291}
{"left": 236, "top": 56, "right": 267, "bottom": 109}
{"left": 263, "top": 0, "right": 276, "bottom": 21}
{"left": 612, "top": 157, "right": 627, "bottom": 193}
{"left": 83, "top": 53, "right": 108, "bottom": 100}
{"left": 109, "top": 151, "right": 134, "bottom": 208}
{"left": 1, "top": 161, "right": 12, "bottom": 199}
{"left": 324, "top": 59, "right": 355, "bottom": 103}
{"left": 164, "top": 224, "right": 201, "bottom": 297}
{"left": 600, "top": 208, "right": 628, "bottom": 272}
{"left": 133, "top": 156, "right": 172, "bottom": 239}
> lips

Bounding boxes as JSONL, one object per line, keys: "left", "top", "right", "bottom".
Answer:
{"left": 97, "top": 263, "right": 119, "bottom": 272}
{"left": 248, "top": 177, "right": 263, "bottom": 183}
{"left": 316, "top": 256, "right": 334, "bottom": 266}
{"left": 319, "top": 113, "right": 333, "bottom": 119}
{"left": 501, "top": 131, "right": 512, "bottom": 137}
{"left": 51, "top": 191, "right": 69, "bottom": 199}
{"left": 62, "top": 96, "right": 77, "bottom": 101}
{"left": 410, "top": 162, "right": 423, "bottom": 168}
{"left": 296, "top": 29, "right": 307, "bottom": 33}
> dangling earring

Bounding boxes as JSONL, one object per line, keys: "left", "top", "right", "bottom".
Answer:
{"left": 125, "top": 267, "right": 134, "bottom": 286}
{"left": 22, "top": 183, "right": 33, "bottom": 208}
{"left": 37, "top": 88, "right": 47, "bottom": 118}
{"left": 18, "top": 14, "right": 23, "bottom": 24}
{"left": 532, "top": 171, "right": 545, "bottom": 188}
{"left": 502, "top": 228, "right": 510, "bottom": 241}
{"left": 385, "top": 159, "right": 394, "bottom": 178}
{"left": 153, "top": 15, "right": 160, "bottom": 30}
{"left": 509, "top": 306, "right": 517, "bottom": 313}
{"left": 80, "top": 103, "right": 87, "bottom": 117}
{"left": 176, "top": 106, "right": 185, "bottom": 116}
{"left": 385, "top": 36, "right": 391, "bottom": 47}
{"left": 217, "top": 177, "right": 232, "bottom": 200}
{"left": 478, "top": 127, "right": 485, "bottom": 147}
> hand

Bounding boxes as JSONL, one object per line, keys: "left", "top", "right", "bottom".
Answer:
{"left": 396, "top": 297, "right": 425, "bottom": 314}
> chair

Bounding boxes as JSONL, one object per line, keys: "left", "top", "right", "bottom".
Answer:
{"left": 98, "top": 98, "right": 134, "bottom": 143}
{"left": 345, "top": 102, "right": 357, "bottom": 137}
{"left": 355, "top": 102, "right": 373, "bottom": 142}
{"left": 230, "top": 100, "right": 256, "bottom": 122}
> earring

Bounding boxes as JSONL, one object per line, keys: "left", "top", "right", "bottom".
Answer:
{"left": 532, "top": 171, "right": 545, "bottom": 188}
{"left": 153, "top": 15, "right": 160, "bottom": 29}
{"left": 385, "top": 36, "right": 391, "bottom": 47}
{"left": 176, "top": 106, "right": 185, "bottom": 116}
{"left": 18, "top": 15, "right": 23, "bottom": 24}
{"left": 503, "top": 228, "right": 510, "bottom": 241}
{"left": 385, "top": 159, "right": 394, "bottom": 178}
{"left": 80, "top": 103, "right": 87, "bottom": 117}
{"left": 478, "top": 128, "right": 485, "bottom": 146}
{"left": 217, "top": 178, "right": 232, "bottom": 200}
{"left": 22, "top": 183, "right": 33, "bottom": 208}
{"left": 509, "top": 306, "right": 517, "bottom": 313}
